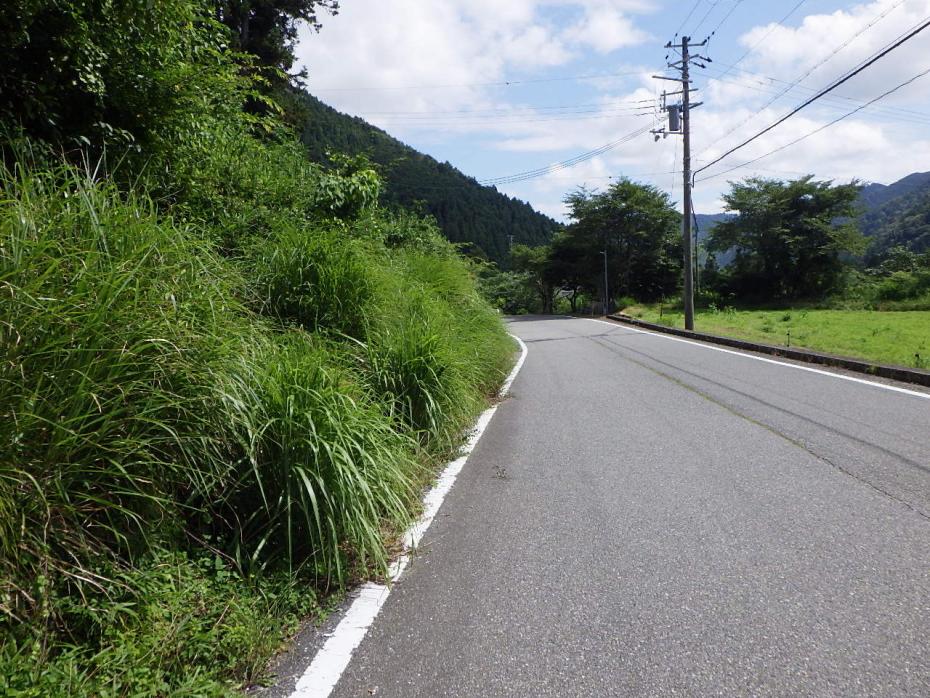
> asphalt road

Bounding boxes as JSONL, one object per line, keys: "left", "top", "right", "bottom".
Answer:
{"left": 331, "top": 316, "right": 930, "bottom": 697}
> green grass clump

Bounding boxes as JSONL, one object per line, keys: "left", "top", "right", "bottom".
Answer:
{"left": 221, "top": 332, "right": 422, "bottom": 581}
{"left": 0, "top": 551, "right": 322, "bottom": 697}
{"left": 628, "top": 303, "right": 930, "bottom": 368}
{"left": 363, "top": 248, "right": 514, "bottom": 452}
{"left": 247, "top": 225, "right": 373, "bottom": 338}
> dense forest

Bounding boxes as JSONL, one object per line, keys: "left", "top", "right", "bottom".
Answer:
{"left": 859, "top": 172, "right": 930, "bottom": 262}
{"left": 292, "top": 92, "right": 560, "bottom": 264}
{"left": 0, "top": 1, "right": 514, "bottom": 694}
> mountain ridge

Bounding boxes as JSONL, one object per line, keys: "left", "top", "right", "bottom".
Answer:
{"left": 291, "top": 91, "right": 560, "bottom": 265}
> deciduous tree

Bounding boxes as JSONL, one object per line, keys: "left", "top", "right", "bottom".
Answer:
{"left": 709, "top": 176, "right": 864, "bottom": 299}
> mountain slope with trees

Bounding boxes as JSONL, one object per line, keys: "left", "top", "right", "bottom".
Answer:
{"left": 291, "top": 92, "right": 559, "bottom": 264}
{"left": 858, "top": 172, "right": 930, "bottom": 262}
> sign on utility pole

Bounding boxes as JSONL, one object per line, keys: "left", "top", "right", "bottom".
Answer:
{"left": 653, "top": 36, "right": 709, "bottom": 332}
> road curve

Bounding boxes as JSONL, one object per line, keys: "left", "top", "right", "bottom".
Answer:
{"left": 331, "top": 316, "right": 930, "bottom": 697}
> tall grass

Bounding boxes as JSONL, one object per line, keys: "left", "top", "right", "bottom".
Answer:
{"left": 246, "top": 225, "right": 373, "bottom": 338}
{"left": 1, "top": 153, "right": 514, "bottom": 692}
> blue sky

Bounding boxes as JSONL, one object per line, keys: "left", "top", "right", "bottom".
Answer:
{"left": 296, "top": 0, "right": 930, "bottom": 219}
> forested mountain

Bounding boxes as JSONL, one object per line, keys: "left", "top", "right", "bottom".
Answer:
{"left": 858, "top": 172, "right": 930, "bottom": 262}
{"left": 291, "top": 91, "right": 559, "bottom": 265}
{"left": 858, "top": 172, "right": 930, "bottom": 209}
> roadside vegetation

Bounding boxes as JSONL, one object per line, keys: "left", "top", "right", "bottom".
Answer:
{"left": 479, "top": 172, "right": 930, "bottom": 370}
{"left": 622, "top": 305, "right": 930, "bottom": 369}
{"left": 1, "top": 2, "right": 512, "bottom": 694}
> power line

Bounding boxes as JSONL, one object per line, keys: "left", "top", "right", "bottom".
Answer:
{"left": 479, "top": 125, "right": 653, "bottom": 186}
{"left": 713, "top": 0, "right": 809, "bottom": 83}
{"left": 696, "top": 0, "right": 909, "bottom": 159}
{"left": 691, "top": 0, "right": 720, "bottom": 37}
{"left": 692, "top": 0, "right": 740, "bottom": 39}
{"left": 308, "top": 69, "right": 654, "bottom": 93}
{"left": 701, "top": 65, "right": 930, "bottom": 126}
{"left": 694, "top": 15, "right": 930, "bottom": 178}
{"left": 695, "top": 64, "right": 930, "bottom": 183}
{"left": 360, "top": 98, "right": 657, "bottom": 116}
{"left": 369, "top": 107, "right": 656, "bottom": 126}
{"left": 674, "top": 0, "right": 704, "bottom": 37}
{"left": 705, "top": 0, "right": 744, "bottom": 40}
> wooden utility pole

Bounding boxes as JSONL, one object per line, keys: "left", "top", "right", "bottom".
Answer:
{"left": 680, "top": 36, "right": 695, "bottom": 331}
{"left": 656, "top": 36, "right": 708, "bottom": 331}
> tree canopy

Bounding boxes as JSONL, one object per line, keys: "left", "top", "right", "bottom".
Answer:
{"left": 558, "top": 179, "right": 682, "bottom": 304}
{"left": 215, "top": 0, "right": 338, "bottom": 78}
{"left": 709, "top": 176, "right": 864, "bottom": 300}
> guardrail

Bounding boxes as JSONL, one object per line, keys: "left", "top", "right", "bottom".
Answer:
{"left": 606, "top": 313, "right": 930, "bottom": 389}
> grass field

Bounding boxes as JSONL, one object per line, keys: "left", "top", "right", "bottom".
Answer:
{"left": 622, "top": 305, "right": 930, "bottom": 369}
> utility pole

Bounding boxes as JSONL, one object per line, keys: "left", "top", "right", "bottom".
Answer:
{"left": 654, "top": 36, "right": 709, "bottom": 331}
{"left": 681, "top": 36, "right": 695, "bottom": 331}
{"left": 601, "top": 249, "right": 609, "bottom": 316}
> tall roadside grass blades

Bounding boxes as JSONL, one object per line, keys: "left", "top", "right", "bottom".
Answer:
{"left": 248, "top": 225, "right": 373, "bottom": 338}
{"left": 0, "top": 145, "right": 512, "bottom": 694}
{"left": 218, "top": 333, "right": 421, "bottom": 584}
{"left": 0, "top": 163, "right": 242, "bottom": 627}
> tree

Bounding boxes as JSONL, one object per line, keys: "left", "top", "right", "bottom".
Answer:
{"left": 215, "top": 0, "right": 339, "bottom": 78}
{"left": 1, "top": 0, "right": 244, "bottom": 148}
{"left": 511, "top": 244, "right": 556, "bottom": 314}
{"left": 554, "top": 180, "right": 682, "bottom": 305}
{"left": 709, "top": 176, "right": 864, "bottom": 300}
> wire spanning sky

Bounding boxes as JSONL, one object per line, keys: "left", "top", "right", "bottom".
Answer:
{"left": 296, "top": 0, "right": 930, "bottom": 218}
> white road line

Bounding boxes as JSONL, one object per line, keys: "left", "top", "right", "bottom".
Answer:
{"left": 289, "top": 334, "right": 529, "bottom": 698}
{"left": 588, "top": 318, "right": 930, "bottom": 401}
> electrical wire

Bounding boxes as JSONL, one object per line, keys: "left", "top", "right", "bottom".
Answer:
{"left": 369, "top": 107, "right": 656, "bottom": 126}
{"left": 675, "top": 0, "right": 705, "bottom": 37}
{"left": 694, "top": 15, "right": 930, "bottom": 178}
{"left": 480, "top": 125, "right": 653, "bottom": 186}
{"left": 696, "top": 0, "right": 909, "bottom": 159}
{"left": 360, "top": 98, "right": 657, "bottom": 117}
{"left": 702, "top": 66, "right": 930, "bottom": 125}
{"left": 696, "top": 64, "right": 930, "bottom": 183}
{"left": 713, "top": 0, "right": 809, "bottom": 83}
{"left": 705, "top": 0, "right": 744, "bottom": 40}
{"left": 309, "top": 68, "right": 654, "bottom": 92}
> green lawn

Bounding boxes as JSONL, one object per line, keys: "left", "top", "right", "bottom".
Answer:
{"left": 622, "top": 305, "right": 930, "bottom": 369}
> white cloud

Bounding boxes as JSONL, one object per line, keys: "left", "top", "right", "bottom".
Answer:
{"left": 295, "top": 0, "right": 654, "bottom": 114}
{"left": 562, "top": 5, "right": 651, "bottom": 53}
{"left": 295, "top": 0, "right": 930, "bottom": 218}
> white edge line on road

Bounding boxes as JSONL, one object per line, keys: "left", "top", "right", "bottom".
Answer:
{"left": 587, "top": 318, "right": 930, "bottom": 401}
{"left": 289, "top": 334, "right": 529, "bottom": 698}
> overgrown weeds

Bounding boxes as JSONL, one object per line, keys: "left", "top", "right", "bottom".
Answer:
{"left": 0, "top": 154, "right": 512, "bottom": 693}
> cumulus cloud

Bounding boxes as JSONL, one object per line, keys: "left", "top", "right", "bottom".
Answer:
{"left": 295, "top": 0, "right": 930, "bottom": 217}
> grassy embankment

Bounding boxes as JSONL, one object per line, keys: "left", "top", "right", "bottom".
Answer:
{"left": 0, "top": 5, "right": 514, "bottom": 694}
{"left": 622, "top": 304, "right": 930, "bottom": 369}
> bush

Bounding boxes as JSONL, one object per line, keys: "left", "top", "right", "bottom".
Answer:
{"left": 0, "top": 551, "right": 320, "bottom": 697}
{"left": 875, "top": 270, "right": 930, "bottom": 302}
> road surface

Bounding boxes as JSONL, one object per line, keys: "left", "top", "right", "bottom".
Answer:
{"left": 331, "top": 316, "right": 930, "bottom": 696}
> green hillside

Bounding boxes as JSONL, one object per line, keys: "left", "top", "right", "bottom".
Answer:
{"left": 859, "top": 174, "right": 930, "bottom": 263}
{"left": 291, "top": 91, "right": 559, "bottom": 265}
